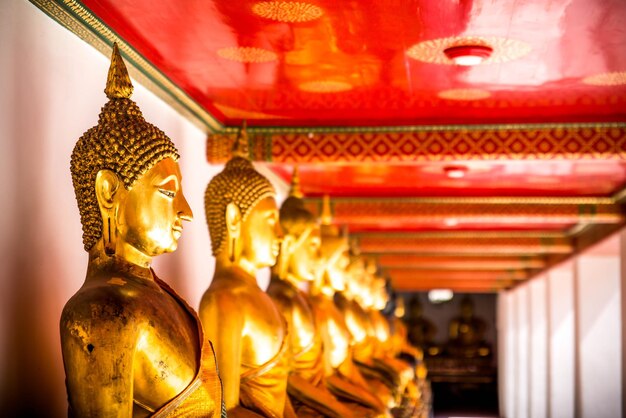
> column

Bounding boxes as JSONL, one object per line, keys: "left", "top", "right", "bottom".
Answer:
{"left": 529, "top": 275, "right": 548, "bottom": 418}
{"left": 575, "top": 235, "right": 621, "bottom": 418}
{"left": 547, "top": 262, "right": 575, "bottom": 418}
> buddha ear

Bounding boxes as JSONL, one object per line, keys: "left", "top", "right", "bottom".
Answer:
{"left": 95, "top": 169, "right": 122, "bottom": 256}
{"left": 225, "top": 202, "right": 242, "bottom": 239}
{"left": 95, "top": 169, "right": 121, "bottom": 210}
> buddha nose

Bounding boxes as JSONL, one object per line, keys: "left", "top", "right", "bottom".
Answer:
{"left": 177, "top": 192, "right": 194, "bottom": 222}
{"left": 274, "top": 220, "right": 284, "bottom": 241}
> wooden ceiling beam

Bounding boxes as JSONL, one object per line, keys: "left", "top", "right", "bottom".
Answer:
{"left": 373, "top": 254, "right": 546, "bottom": 270}
{"left": 385, "top": 269, "right": 528, "bottom": 281}
{"left": 392, "top": 278, "right": 513, "bottom": 292}
{"left": 357, "top": 233, "right": 573, "bottom": 255}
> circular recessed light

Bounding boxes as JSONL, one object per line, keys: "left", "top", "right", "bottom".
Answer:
{"left": 252, "top": 1, "right": 323, "bottom": 22}
{"left": 407, "top": 36, "right": 531, "bottom": 65}
{"left": 443, "top": 45, "right": 493, "bottom": 66}
{"left": 217, "top": 47, "right": 277, "bottom": 63}
{"left": 582, "top": 71, "right": 626, "bottom": 86}
{"left": 438, "top": 88, "right": 491, "bottom": 101}
{"left": 299, "top": 80, "right": 353, "bottom": 93}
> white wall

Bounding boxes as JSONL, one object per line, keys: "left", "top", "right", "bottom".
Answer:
{"left": 499, "top": 233, "right": 623, "bottom": 418}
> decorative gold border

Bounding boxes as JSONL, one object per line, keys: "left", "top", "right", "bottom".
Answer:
{"left": 221, "top": 121, "right": 626, "bottom": 135}
{"left": 29, "top": 0, "right": 224, "bottom": 132}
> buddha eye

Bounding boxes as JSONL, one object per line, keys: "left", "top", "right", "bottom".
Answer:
{"left": 159, "top": 189, "right": 176, "bottom": 198}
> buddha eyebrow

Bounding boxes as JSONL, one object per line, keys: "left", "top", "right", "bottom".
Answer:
{"left": 157, "top": 175, "right": 179, "bottom": 189}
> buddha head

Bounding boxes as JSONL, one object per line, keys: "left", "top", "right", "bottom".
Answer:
{"left": 460, "top": 296, "right": 475, "bottom": 319}
{"left": 409, "top": 297, "right": 423, "bottom": 319}
{"left": 317, "top": 196, "right": 349, "bottom": 294}
{"left": 204, "top": 127, "right": 281, "bottom": 272}
{"left": 276, "top": 167, "right": 321, "bottom": 283}
{"left": 372, "top": 276, "right": 388, "bottom": 311}
{"left": 70, "top": 44, "right": 192, "bottom": 265}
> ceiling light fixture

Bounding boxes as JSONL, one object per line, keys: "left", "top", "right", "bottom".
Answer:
{"left": 406, "top": 36, "right": 531, "bottom": 65}
{"left": 428, "top": 289, "right": 454, "bottom": 304}
{"left": 444, "top": 165, "right": 468, "bottom": 178}
{"left": 444, "top": 44, "right": 493, "bottom": 66}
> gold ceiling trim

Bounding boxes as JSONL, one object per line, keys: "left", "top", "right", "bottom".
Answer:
{"left": 29, "top": 0, "right": 223, "bottom": 133}
{"left": 221, "top": 122, "right": 626, "bottom": 135}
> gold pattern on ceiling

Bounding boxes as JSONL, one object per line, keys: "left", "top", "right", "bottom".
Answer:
{"left": 252, "top": 1, "right": 324, "bottom": 22}
{"left": 438, "top": 89, "right": 491, "bottom": 101}
{"left": 299, "top": 80, "right": 354, "bottom": 93}
{"left": 583, "top": 71, "right": 626, "bottom": 86}
{"left": 217, "top": 46, "right": 278, "bottom": 63}
{"left": 406, "top": 36, "right": 531, "bottom": 65}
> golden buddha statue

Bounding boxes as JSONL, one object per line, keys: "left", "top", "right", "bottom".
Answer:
{"left": 406, "top": 297, "right": 438, "bottom": 356}
{"left": 200, "top": 129, "right": 295, "bottom": 418}
{"left": 447, "top": 296, "right": 491, "bottom": 358}
{"left": 306, "top": 197, "right": 389, "bottom": 415}
{"left": 61, "top": 44, "right": 223, "bottom": 417}
{"left": 267, "top": 169, "right": 355, "bottom": 418}
{"left": 335, "top": 253, "right": 416, "bottom": 413}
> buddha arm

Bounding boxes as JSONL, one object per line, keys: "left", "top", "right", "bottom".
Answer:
{"left": 449, "top": 320, "right": 459, "bottom": 340}
{"left": 200, "top": 293, "right": 244, "bottom": 411}
{"left": 61, "top": 309, "right": 137, "bottom": 417}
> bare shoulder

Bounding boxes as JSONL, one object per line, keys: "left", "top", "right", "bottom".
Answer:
{"left": 266, "top": 279, "right": 297, "bottom": 312}
{"left": 60, "top": 277, "right": 149, "bottom": 346}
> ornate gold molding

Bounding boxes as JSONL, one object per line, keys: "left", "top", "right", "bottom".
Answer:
{"left": 29, "top": 0, "right": 223, "bottom": 132}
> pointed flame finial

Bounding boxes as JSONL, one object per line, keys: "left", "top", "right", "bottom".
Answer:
{"left": 232, "top": 120, "right": 250, "bottom": 159}
{"left": 321, "top": 194, "right": 333, "bottom": 225}
{"left": 105, "top": 43, "right": 134, "bottom": 99}
{"left": 289, "top": 166, "right": 303, "bottom": 198}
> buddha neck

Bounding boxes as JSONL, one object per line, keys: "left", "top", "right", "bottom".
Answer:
{"left": 214, "top": 258, "right": 259, "bottom": 288}
{"left": 87, "top": 248, "right": 154, "bottom": 283}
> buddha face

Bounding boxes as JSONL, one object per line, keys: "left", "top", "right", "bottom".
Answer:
{"left": 288, "top": 225, "right": 321, "bottom": 282}
{"left": 116, "top": 157, "right": 193, "bottom": 258}
{"left": 327, "top": 249, "right": 349, "bottom": 291}
{"left": 240, "top": 197, "right": 282, "bottom": 268}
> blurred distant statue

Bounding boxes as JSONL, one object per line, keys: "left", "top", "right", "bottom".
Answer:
{"left": 447, "top": 296, "right": 491, "bottom": 358}
{"left": 405, "top": 298, "right": 438, "bottom": 356}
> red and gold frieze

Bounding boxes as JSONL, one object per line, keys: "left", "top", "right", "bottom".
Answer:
{"left": 301, "top": 197, "right": 623, "bottom": 231}
{"left": 207, "top": 124, "right": 626, "bottom": 164}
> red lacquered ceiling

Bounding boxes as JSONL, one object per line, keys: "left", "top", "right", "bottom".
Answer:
{"left": 269, "top": 161, "right": 626, "bottom": 198}
{"left": 81, "top": 0, "right": 626, "bottom": 127}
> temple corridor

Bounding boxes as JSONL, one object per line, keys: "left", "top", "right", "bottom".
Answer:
{"left": 1, "top": 0, "right": 625, "bottom": 417}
